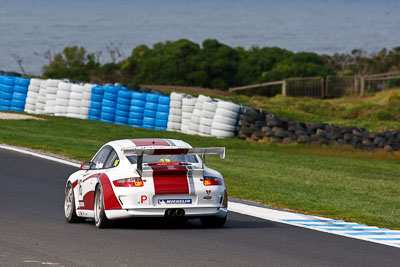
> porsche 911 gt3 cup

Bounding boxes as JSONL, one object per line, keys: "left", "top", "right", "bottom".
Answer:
{"left": 64, "top": 138, "right": 228, "bottom": 228}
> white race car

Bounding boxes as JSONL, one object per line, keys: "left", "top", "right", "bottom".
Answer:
{"left": 64, "top": 138, "right": 228, "bottom": 228}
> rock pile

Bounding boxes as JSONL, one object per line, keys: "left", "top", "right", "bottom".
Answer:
{"left": 238, "top": 107, "right": 400, "bottom": 151}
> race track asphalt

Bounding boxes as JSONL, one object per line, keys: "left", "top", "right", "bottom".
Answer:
{"left": 0, "top": 148, "right": 399, "bottom": 267}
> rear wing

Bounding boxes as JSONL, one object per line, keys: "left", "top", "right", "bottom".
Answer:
{"left": 122, "top": 146, "right": 225, "bottom": 174}
{"left": 123, "top": 146, "right": 225, "bottom": 158}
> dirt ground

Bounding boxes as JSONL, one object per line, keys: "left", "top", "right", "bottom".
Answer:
{"left": 0, "top": 112, "right": 43, "bottom": 120}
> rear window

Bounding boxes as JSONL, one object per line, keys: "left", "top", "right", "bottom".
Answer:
{"left": 127, "top": 154, "right": 198, "bottom": 164}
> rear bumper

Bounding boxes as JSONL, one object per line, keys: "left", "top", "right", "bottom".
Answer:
{"left": 105, "top": 207, "right": 227, "bottom": 220}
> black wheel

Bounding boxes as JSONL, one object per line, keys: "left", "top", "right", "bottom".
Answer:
{"left": 94, "top": 184, "right": 111, "bottom": 228}
{"left": 64, "top": 183, "right": 84, "bottom": 223}
{"left": 200, "top": 215, "right": 227, "bottom": 228}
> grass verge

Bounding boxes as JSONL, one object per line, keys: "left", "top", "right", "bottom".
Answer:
{"left": 1, "top": 114, "right": 399, "bottom": 229}
{"left": 183, "top": 88, "right": 400, "bottom": 132}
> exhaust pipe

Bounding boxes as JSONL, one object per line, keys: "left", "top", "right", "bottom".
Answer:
{"left": 165, "top": 209, "right": 185, "bottom": 217}
{"left": 175, "top": 209, "right": 185, "bottom": 216}
{"left": 166, "top": 209, "right": 174, "bottom": 216}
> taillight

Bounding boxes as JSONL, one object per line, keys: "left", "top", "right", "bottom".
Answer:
{"left": 203, "top": 176, "right": 223, "bottom": 186}
{"left": 113, "top": 177, "right": 144, "bottom": 187}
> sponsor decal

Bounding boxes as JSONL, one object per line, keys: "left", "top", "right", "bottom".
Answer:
{"left": 138, "top": 194, "right": 150, "bottom": 205}
{"left": 113, "top": 159, "right": 119, "bottom": 167}
{"left": 158, "top": 199, "right": 192, "bottom": 204}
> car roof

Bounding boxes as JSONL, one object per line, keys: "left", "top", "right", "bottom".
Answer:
{"left": 109, "top": 138, "right": 192, "bottom": 150}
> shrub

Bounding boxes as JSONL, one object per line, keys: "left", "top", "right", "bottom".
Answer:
{"left": 389, "top": 90, "right": 400, "bottom": 101}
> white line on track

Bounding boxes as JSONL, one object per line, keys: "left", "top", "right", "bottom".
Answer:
{"left": 0, "top": 145, "right": 80, "bottom": 168}
{"left": 1, "top": 144, "right": 398, "bottom": 249}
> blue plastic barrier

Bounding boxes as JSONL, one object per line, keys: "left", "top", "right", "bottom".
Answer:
{"left": 141, "top": 93, "right": 160, "bottom": 129}
{"left": 0, "top": 75, "right": 16, "bottom": 110}
{"left": 99, "top": 85, "right": 125, "bottom": 123}
{"left": 155, "top": 119, "right": 168, "bottom": 127}
{"left": 0, "top": 73, "right": 172, "bottom": 133}
{"left": 115, "top": 90, "right": 132, "bottom": 125}
{"left": 132, "top": 91, "right": 147, "bottom": 100}
{"left": 130, "top": 99, "right": 146, "bottom": 107}
{"left": 11, "top": 86, "right": 28, "bottom": 111}
{"left": 158, "top": 95, "right": 170, "bottom": 105}
{"left": 116, "top": 109, "right": 129, "bottom": 117}
{"left": 88, "top": 86, "right": 105, "bottom": 121}
{"left": 156, "top": 112, "right": 169, "bottom": 120}
{"left": 155, "top": 96, "right": 170, "bottom": 130}
{"left": 128, "top": 118, "right": 143, "bottom": 127}
{"left": 128, "top": 111, "right": 144, "bottom": 120}
{"left": 88, "top": 108, "right": 101, "bottom": 117}
{"left": 146, "top": 93, "right": 159, "bottom": 103}
{"left": 157, "top": 104, "right": 170, "bottom": 113}
{"left": 155, "top": 126, "right": 167, "bottom": 130}
{"left": 145, "top": 102, "right": 158, "bottom": 111}
{"left": 14, "top": 85, "right": 28, "bottom": 94}
{"left": 144, "top": 109, "right": 156, "bottom": 118}
{"left": 128, "top": 92, "right": 147, "bottom": 127}
{"left": 15, "top": 77, "right": 30, "bottom": 87}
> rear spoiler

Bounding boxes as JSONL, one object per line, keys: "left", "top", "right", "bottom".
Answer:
{"left": 122, "top": 146, "right": 225, "bottom": 174}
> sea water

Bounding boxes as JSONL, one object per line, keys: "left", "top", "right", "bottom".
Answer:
{"left": 0, "top": 0, "right": 399, "bottom": 74}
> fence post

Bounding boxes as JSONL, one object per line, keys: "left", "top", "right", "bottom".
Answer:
{"left": 321, "top": 77, "right": 325, "bottom": 98}
{"left": 354, "top": 76, "right": 358, "bottom": 96}
{"left": 282, "top": 81, "right": 287, "bottom": 96}
{"left": 325, "top": 76, "right": 329, "bottom": 98}
{"left": 360, "top": 76, "right": 365, "bottom": 97}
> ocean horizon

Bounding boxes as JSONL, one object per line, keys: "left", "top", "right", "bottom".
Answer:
{"left": 1, "top": 0, "right": 399, "bottom": 74}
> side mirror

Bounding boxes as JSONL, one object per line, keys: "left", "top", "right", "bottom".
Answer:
{"left": 80, "top": 162, "right": 92, "bottom": 170}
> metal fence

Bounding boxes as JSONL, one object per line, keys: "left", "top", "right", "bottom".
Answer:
{"left": 229, "top": 71, "right": 400, "bottom": 98}
{"left": 285, "top": 77, "right": 324, "bottom": 98}
{"left": 325, "top": 75, "right": 357, "bottom": 97}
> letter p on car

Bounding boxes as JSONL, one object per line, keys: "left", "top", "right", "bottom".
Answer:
{"left": 139, "top": 194, "right": 149, "bottom": 204}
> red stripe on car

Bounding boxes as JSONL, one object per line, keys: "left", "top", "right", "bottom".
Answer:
{"left": 99, "top": 174, "right": 122, "bottom": 210}
{"left": 72, "top": 180, "right": 78, "bottom": 189}
{"left": 77, "top": 191, "right": 95, "bottom": 210}
{"left": 150, "top": 165, "right": 189, "bottom": 195}
{"left": 151, "top": 148, "right": 189, "bottom": 155}
{"left": 131, "top": 138, "right": 171, "bottom": 147}
{"left": 82, "top": 173, "right": 102, "bottom": 183}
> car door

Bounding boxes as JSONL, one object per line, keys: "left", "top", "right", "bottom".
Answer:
{"left": 78, "top": 146, "right": 112, "bottom": 210}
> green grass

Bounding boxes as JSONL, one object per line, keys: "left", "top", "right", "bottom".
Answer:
{"left": 1, "top": 114, "right": 400, "bottom": 229}
{"left": 195, "top": 88, "right": 400, "bottom": 132}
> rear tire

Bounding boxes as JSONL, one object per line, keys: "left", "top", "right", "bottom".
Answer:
{"left": 64, "top": 183, "right": 84, "bottom": 223}
{"left": 94, "top": 185, "right": 111, "bottom": 228}
{"left": 200, "top": 215, "right": 227, "bottom": 228}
